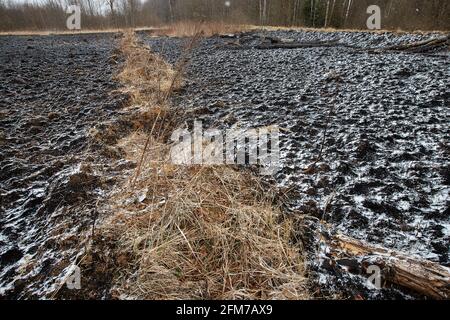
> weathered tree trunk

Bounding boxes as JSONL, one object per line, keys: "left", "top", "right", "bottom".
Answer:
{"left": 331, "top": 234, "right": 450, "bottom": 299}
{"left": 292, "top": 0, "right": 300, "bottom": 26}
{"left": 255, "top": 38, "right": 342, "bottom": 49}
{"left": 344, "top": 0, "right": 352, "bottom": 27}
{"left": 329, "top": 0, "right": 336, "bottom": 26}
{"left": 262, "top": 0, "right": 267, "bottom": 26}
{"left": 324, "top": 0, "right": 330, "bottom": 28}
{"left": 168, "top": 0, "right": 174, "bottom": 23}
{"left": 370, "top": 35, "right": 450, "bottom": 53}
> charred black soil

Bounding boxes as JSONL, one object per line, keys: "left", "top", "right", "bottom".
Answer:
{"left": 0, "top": 29, "right": 448, "bottom": 299}
{"left": 140, "top": 30, "right": 449, "bottom": 298}
{"left": 0, "top": 33, "right": 133, "bottom": 298}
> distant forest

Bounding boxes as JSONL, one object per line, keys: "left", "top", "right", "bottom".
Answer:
{"left": 0, "top": 0, "right": 449, "bottom": 31}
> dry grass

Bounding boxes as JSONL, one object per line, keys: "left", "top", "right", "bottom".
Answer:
{"left": 0, "top": 27, "right": 163, "bottom": 37}
{"left": 88, "top": 31, "right": 309, "bottom": 300}
{"left": 106, "top": 135, "right": 308, "bottom": 299}
{"left": 1, "top": 24, "right": 446, "bottom": 37}
{"left": 251, "top": 25, "right": 448, "bottom": 35}
{"left": 0, "top": 28, "right": 122, "bottom": 36}
{"left": 117, "top": 31, "right": 179, "bottom": 104}
{"left": 156, "top": 21, "right": 247, "bottom": 37}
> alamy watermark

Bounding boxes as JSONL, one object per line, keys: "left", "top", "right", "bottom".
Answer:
{"left": 366, "top": 265, "right": 382, "bottom": 289}
{"left": 367, "top": 5, "right": 381, "bottom": 30}
{"left": 65, "top": 265, "right": 81, "bottom": 290}
{"left": 66, "top": 5, "right": 81, "bottom": 30}
{"left": 170, "top": 121, "right": 280, "bottom": 175}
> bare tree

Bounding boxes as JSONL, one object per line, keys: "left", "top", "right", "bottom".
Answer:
{"left": 344, "top": 0, "right": 353, "bottom": 27}
{"left": 259, "top": 0, "right": 267, "bottom": 26}
{"left": 324, "top": 0, "right": 330, "bottom": 27}
{"left": 292, "top": 0, "right": 300, "bottom": 25}
{"left": 0, "top": 0, "right": 449, "bottom": 32}
{"left": 168, "top": 0, "right": 175, "bottom": 23}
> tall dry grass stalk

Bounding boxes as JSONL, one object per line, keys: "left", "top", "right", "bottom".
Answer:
{"left": 90, "top": 31, "right": 308, "bottom": 300}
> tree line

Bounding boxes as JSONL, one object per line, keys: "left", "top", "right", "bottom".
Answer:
{"left": 0, "top": 0, "right": 448, "bottom": 31}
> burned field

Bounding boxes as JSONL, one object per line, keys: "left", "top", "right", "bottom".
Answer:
{"left": 0, "top": 29, "right": 448, "bottom": 299}
{"left": 141, "top": 30, "right": 449, "bottom": 297}
{"left": 0, "top": 34, "right": 132, "bottom": 298}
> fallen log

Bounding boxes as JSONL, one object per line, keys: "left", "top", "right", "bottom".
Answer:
{"left": 255, "top": 39, "right": 342, "bottom": 50}
{"left": 378, "top": 35, "right": 449, "bottom": 53}
{"left": 406, "top": 40, "right": 448, "bottom": 53}
{"left": 330, "top": 234, "right": 450, "bottom": 299}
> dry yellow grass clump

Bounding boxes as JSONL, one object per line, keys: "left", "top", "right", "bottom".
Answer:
{"left": 118, "top": 30, "right": 180, "bottom": 104}
{"left": 92, "top": 31, "right": 308, "bottom": 300}
{"left": 106, "top": 143, "right": 308, "bottom": 299}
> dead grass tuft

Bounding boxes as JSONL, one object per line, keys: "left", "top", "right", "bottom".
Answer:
{"left": 103, "top": 133, "right": 308, "bottom": 299}
{"left": 118, "top": 31, "right": 179, "bottom": 105}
